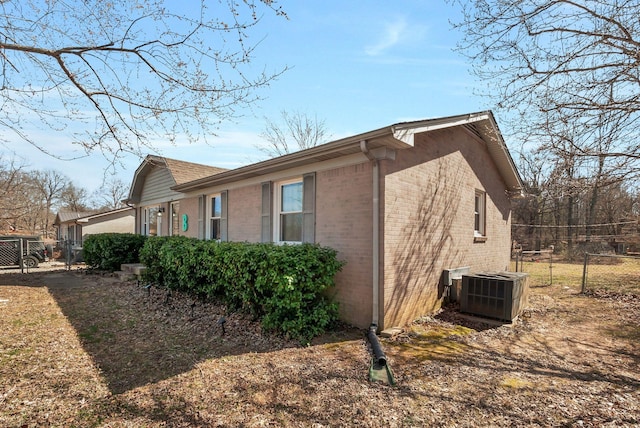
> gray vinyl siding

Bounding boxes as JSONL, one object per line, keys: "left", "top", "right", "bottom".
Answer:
{"left": 139, "top": 168, "right": 182, "bottom": 204}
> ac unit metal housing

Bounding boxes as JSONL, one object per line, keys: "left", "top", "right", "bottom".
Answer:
{"left": 461, "top": 272, "right": 529, "bottom": 321}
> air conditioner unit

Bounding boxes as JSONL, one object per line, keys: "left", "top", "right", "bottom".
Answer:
{"left": 461, "top": 272, "right": 529, "bottom": 321}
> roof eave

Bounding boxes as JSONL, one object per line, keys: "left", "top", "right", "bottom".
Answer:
{"left": 172, "top": 126, "right": 400, "bottom": 192}
{"left": 475, "top": 113, "right": 524, "bottom": 193}
{"left": 171, "top": 111, "right": 524, "bottom": 195}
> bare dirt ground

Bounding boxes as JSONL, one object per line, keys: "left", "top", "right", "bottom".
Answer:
{"left": 0, "top": 264, "right": 638, "bottom": 427}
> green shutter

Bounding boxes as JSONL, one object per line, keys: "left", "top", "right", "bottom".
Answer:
{"left": 261, "top": 182, "right": 272, "bottom": 242}
{"left": 302, "top": 173, "right": 316, "bottom": 243}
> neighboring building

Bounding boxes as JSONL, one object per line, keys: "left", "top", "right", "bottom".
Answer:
{"left": 126, "top": 111, "right": 524, "bottom": 330}
{"left": 53, "top": 208, "right": 135, "bottom": 244}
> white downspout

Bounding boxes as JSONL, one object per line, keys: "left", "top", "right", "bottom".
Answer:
{"left": 360, "top": 140, "right": 380, "bottom": 328}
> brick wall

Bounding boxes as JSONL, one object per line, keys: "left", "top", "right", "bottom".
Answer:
{"left": 316, "top": 162, "right": 374, "bottom": 328}
{"left": 381, "top": 128, "right": 513, "bottom": 328}
{"left": 177, "top": 197, "right": 199, "bottom": 238}
{"left": 147, "top": 125, "right": 515, "bottom": 331}
{"left": 187, "top": 166, "right": 375, "bottom": 328}
{"left": 227, "top": 184, "right": 262, "bottom": 243}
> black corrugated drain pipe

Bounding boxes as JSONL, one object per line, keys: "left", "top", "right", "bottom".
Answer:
{"left": 367, "top": 323, "right": 387, "bottom": 367}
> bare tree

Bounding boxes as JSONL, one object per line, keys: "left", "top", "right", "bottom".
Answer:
{"left": 32, "top": 170, "right": 68, "bottom": 238}
{"left": 93, "top": 177, "right": 129, "bottom": 210}
{"left": 257, "top": 110, "right": 332, "bottom": 158}
{"left": 451, "top": 0, "right": 640, "bottom": 254}
{"left": 0, "top": 156, "right": 29, "bottom": 231}
{"left": 0, "top": 0, "right": 288, "bottom": 164}
{"left": 59, "top": 183, "right": 92, "bottom": 212}
{"left": 450, "top": 0, "right": 640, "bottom": 166}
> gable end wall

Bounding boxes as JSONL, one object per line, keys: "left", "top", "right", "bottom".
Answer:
{"left": 381, "top": 128, "right": 513, "bottom": 329}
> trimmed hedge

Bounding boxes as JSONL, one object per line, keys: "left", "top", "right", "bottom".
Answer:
{"left": 83, "top": 233, "right": 148, "bottom": 271}
{"left": 139, "top": 236, "right": 344, "bottom": 342}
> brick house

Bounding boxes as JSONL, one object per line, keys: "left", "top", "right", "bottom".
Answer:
{"left": 126, "top": 111, "right": 523, "bottom": 330}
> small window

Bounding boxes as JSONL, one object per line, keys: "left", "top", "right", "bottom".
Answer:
{"left": 276, "top": 179, "right": 303, "bottom": 243}
{"left": 209, "top": 194, "right": 222, "bottom": 240}
{"left": 474, "top": 190, "right": 486, "bottom": 238}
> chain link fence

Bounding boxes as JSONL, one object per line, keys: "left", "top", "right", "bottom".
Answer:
{"left": 61, "top": 239, "right": 83, "bottom": 270}
{"left": 580, "top": 253, "right": 640, "bottom": 294}
{"left": 0, "top": 237, "right": 49, "bottom": 273}
{"left": 0, "top": 238, "right": 21, "bottom": 270}
{"left": 512, "top": 249, "right": 554, "bottom": 285}
{"left": 0, "top": 237, "right": 86, "bottom": 272}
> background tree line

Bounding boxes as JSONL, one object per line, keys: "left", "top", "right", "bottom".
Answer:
{"left": 451, "top": 0, "right": 640, "bottom": 256}
{"left": 512, "top": 149, "right": 640, "bottom": 256}
{"left": 3, "top": 0, "right": 640, "bottom": 255}
{"left": 0, "top": 155, "right": 129, "bottom": 238}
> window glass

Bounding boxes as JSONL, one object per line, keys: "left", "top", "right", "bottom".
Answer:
{"left": 211, "top": 196, "right": 222, "bottom": 218}
{"left": 147, "top": 207, "right": 159, "bottom": 236}
{"left": 209, "top": 195, "right": 221, "bottom": 240}
{"left": 280, "top": 213, "right": 302, "bottom": 242}
{"left": 281, "top": 182, "right": 303, "bottom": 212}
{"left": 171, "top": 202, "right": 180, "bottom": 236}
{"left": 210, "top": 218, "right": 220, "bottom": 240}
{"left": 474, "top": 191, "right": 486, "bottom": 237}
{"left": 277, "top": 180, "right": 303, "bottom": 242}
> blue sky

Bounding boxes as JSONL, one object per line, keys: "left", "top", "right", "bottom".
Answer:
{"left": 10, "top": 1, "right": 492, "bottom": 194}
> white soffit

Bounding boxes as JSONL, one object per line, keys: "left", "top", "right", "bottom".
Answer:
{"left": 391, "top": 112, "right": 491, "bottom": 147}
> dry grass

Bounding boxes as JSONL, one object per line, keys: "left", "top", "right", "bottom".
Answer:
{"left": 0, "top": 265, "right": 639, "bottom": 427}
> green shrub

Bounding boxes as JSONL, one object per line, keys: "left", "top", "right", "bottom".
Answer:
{"left": 83, "top": 233, "right": 148, "bottom": 271}
{"left": 139, "top": 237, "right": 344, "bottom": 342}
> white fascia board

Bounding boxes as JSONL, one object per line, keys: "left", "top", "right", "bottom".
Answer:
{"left": 391, "top": 112, "right": 491, "bottom": 147}
{"left": 179, "top": 152, "right": 370, "bottom": 198}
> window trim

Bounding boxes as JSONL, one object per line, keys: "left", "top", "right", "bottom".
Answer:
{"left": 474, "top": 190, "right": 486, "bottom": 241}
{"left": 274, "top": 177, "right": 304, "bottom": 244}
{"left": 142, "top": 205, "right": 161, "bottom": 236}
{"left": 207, "top": 193, "right": 222, "bottom": 241}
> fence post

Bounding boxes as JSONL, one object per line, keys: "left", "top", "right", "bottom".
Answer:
{"left": 65, "top": 239, "right": 72, "bottom": 270}
{"left": 581, "top": 253, "right": 589, "bottom": 293}
{"left": 549, "top": 249, "right": 553, "bottom": 286}
{"left": 19, "top": 238, "right": 24, "bottom": 274}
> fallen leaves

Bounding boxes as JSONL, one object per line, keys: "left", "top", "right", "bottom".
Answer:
{"left": 0, "top": 269, "right": 638, "bottom": 427}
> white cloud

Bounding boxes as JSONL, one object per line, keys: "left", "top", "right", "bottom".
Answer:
{"left": 364, "top": 15, "right": 430, "bottom": 57}
{"left": 365, "top": 17, "right": 408, "bottom": 56}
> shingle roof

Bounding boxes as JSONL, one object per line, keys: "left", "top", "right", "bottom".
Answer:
{"left": 55, "top": 211, "right": 93, "bottom": 224}
{"left": 173, "top": 111, "right": 523, "bottom": 194}
{"left": 125, "top": 155, "right": 228, "bottom": 204}
{"left": 163, "top": 157, "right": 228, "bottom": 185}
{"left": 54, "top": 208, "right": 134, "bottom": 226}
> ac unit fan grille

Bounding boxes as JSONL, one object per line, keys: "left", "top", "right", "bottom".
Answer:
{"left": 461, "top": 273, "right": 528, "bottom": 321}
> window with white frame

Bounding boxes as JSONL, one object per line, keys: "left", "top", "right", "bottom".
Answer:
{"left": 275, "top": 179, "right": 303, "bottom": 243}
{"left": 209, "top": 194, "right": 222, "bottom": 240}
{"left": 474, "top": 190, "right": 486, "bottom": 237}
{"left": 143, "top": 206, "right": 160, "bottom": 236}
